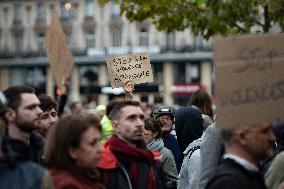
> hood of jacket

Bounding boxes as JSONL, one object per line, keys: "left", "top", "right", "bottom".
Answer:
{"left": 174, "top": 106, "right": 204, "bottom": 152}
{"left": 97, "top": 139, "right": 119, "bottom": 169}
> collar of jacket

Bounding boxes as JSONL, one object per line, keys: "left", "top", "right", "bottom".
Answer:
{"left": 97, "top": 140, "right": 119, "bottom": 169}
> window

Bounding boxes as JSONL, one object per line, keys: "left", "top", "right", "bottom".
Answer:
{"left": 26, "top": 6, "right": 32, "bottom": 25}
{"left": 185, "top": 63, "right": 200, "bottom": 83}
{"left": 139, "top": 28, "right": 149, "bottom": 46}
{"left": 36, "top": 3, "right": 45, "bottom": 22}
{"left": 80, "top": 66, "right": 99, "bottom": 85}
{"left": 166, "top": 32, "right": 175, "bottom": 50}
{"left": 38, "top": 33, "right": 45, "bottom": 55}
{"left": 85, "top": 0, "right": 94, "bottom": 17}
{"left": 15, "top": 35, "right": 23, "bottom": 55}
{"left": 112, "top": 4, "right": 120, "bottom": 18}
{"left": 141, "top": 95, "right": 149, "bottom": 103}
{"left": 174, "top": 62, "right": 186, "bottom": 84}
{"left": 86, "top": 33, "right": 95, "bottom": 48}
{"left": 3, "top": 7, "right": 9, "bottom": 25}
{"left": 14, "top": 4, "right": 22, "bottom": 24}
{"left": 112, "top": 28, "right": 122, "bottom": 47}
{"left": 193, "top": 33, "right": 203, "bottom": 50}
{"left": 152, "top": 64, "right": 163, "bottom": 84}
{"left": 11, "top": 68, "right": 46, "bottom": 94}
{"left": 50, "top": 4, "right": 55, "bottom": 11}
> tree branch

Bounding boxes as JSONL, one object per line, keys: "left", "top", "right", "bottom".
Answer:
{"left": 263, "top": 4, "right": 270, "bottom": 32}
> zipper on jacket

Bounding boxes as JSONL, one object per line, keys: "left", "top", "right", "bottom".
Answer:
{"left": 119, "top": 165, "right": 133, "bottom": 189}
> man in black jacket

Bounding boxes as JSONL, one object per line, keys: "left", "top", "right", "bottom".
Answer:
{"left": 206, "top": 123, "right": 276, "bottom": 189}
{"left": 0, "top": 90, "right": 53, "bottom": 189}
{"left": 2, "top": 86, "right": 43, "bottom": 163}
{"left": 97, "top": 101, "right": 161, "bottom": 189}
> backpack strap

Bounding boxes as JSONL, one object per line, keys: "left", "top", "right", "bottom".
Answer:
{"left": 188, "top": 146, "right": 200, "bottom": 160}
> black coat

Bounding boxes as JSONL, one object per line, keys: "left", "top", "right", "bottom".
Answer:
{"left": 206, "top": 158, "right": 267, "bottom": 189}
{"left": 2, "top": 132, "right": 44, "bottom": 164}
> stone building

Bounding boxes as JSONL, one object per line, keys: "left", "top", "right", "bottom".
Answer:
{"left": 0, "top": 0, "right": 213, "bottom": 106}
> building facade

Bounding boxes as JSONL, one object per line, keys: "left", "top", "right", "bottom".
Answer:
{"left": 0, "top": 0, "right": 213, "bottom": 106}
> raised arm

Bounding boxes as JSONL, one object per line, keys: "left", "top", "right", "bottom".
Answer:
{"left": 58, "top": 80, "right": 68, "bottom": 117}
{"left": 124, "top": 80, "right": 134, "bottom": 100}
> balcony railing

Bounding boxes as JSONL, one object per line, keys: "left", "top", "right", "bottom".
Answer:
{"left": 0, "top": 48, "right": 87, "bottom": 59}
{"left": 11, "top": 20, "right": 23, "bottom": 35}
{"left": 34, "top": 18, "right": 47, "bottom": 34}
{"left": 82, "top": 17, "right": 96, "bottom": 33}
{"left": 0, "top": 44, "right": 212, "bottom": 59}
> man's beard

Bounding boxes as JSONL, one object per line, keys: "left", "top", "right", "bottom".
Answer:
{"left": 15, "top": 118, "right": 37, "bottom": 133}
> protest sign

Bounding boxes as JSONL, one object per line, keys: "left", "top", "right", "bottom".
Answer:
{"left": 45, "top": 10, "right": 74, "bottom": 87}
{"left": 106, "top": 52, "right": 154, "bottom": 88}
{"left": 214, "top": 33, "right": 284, "bottom": 130}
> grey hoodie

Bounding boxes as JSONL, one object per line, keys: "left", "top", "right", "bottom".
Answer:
{"left": 178, "top": 138, "right": 202, "bottom": 189}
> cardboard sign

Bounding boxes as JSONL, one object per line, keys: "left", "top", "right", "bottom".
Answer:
{"left": 214, "top": 33, "right": 284, "bottom": 130}
{"left": 106, "top": 53, "right": 154, "bottom": 88}
{"left": 45, "top": 10, "right": 74, "bottom": 87}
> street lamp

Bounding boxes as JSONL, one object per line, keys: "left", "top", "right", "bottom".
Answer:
{"left": 64, "top": 2, "right": 72, "bottom": 10}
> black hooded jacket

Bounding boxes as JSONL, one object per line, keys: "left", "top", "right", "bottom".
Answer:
{"left": 174, "top": 107, "right": 204, "bottom": 153}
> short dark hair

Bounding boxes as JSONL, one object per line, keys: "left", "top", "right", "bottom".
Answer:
{"left": 109, "top": 100, "right": 141, "bottom": 120}
{"left": 4, "top": 86, "right": 35, "bottom": 111}
{"left": 221, "top": 128, "right": 242, "bottom": 145}
{"left": 106, "top": 100, "right": 120, "bottom": 117}
{"left": 144, "top": 118, "right": 163, "bottom": 139}
{"left": 38, "top": 94, "right": 58, "bottom": 112}
{"left": 44, "top": 115, "right": 101, "bottom": 171}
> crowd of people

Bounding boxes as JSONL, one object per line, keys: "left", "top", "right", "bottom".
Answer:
{"left": 0, "top": 81, "right": 283, "bottom": 189}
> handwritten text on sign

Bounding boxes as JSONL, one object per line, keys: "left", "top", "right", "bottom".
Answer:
{"left": 106, "top": 53, "right": 153, "bottom": 88}
{"left": 214, "top": 33, "right": 284, "bottom": 130}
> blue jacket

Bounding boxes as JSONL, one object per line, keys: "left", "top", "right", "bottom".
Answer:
{"left": 163, "top": 133, "right": 182, "bottom": 172}
{"left": 0, "top": 158, "right": 52, "bottom": 189}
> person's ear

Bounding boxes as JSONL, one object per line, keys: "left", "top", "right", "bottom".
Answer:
{"left": 4, "top": 108, "right": 16, "bottom": 122}
{"left": 69, "top": 147, "right": 78, "bottom": 160}
{"left": 235, "top": 129, "right": 249, "bottom": 146}
{"left": 112, "top": 120, "right": 119, "bottom": 129}
{"left": 112, "top": 120, "right": 122, "bottom": 135}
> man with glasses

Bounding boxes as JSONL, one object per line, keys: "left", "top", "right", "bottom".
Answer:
{"left": 153, "top": 107, "right": 182, "bottom": 172}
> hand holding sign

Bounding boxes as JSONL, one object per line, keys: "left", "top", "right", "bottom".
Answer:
{"left": 106, "top": 53, "right": 154, "bottom": 88}
{"left": 124, "top": 80, "right": 135, "bottom": 100}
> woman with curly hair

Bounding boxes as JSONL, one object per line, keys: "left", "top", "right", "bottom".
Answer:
{"left": 144, "top": 118, "right": 178, "bottom": 189}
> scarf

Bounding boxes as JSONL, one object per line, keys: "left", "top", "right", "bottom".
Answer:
{"left": 109, "top": 135, "right": 159, "bottom": 189}
{"left": 147, "top": 138, "right": 164, "bottom": 151}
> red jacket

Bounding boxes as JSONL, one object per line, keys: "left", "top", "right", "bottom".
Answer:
{"left": 97, "top": 140, "right": 161, "bottom": 169}
{"left": 50, "top": 168, "right": 103, "bottom": 189}
{"left": 97, "top": 140, "right": 119, "bottom": 169}
{"left": 97, "top": 140, "right": 161, "bottom": 189}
